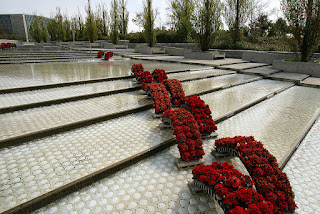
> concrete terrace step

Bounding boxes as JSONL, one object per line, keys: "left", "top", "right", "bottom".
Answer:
{"left": 218, "top": 62, "right": 268, "bottom": 71}
{"left": 299, "top": 77, "right": 320, "bottom": 87}
{"left": 0, "top": 67, "right": 214, "bottom": 94}
{"left": 283, "top": 117, "right": 320, "bottom": 213}
{"left": 0, "top": 61, "right": 205, "bottom": 91}
{"left": 0, "top": 74, "right": 259, "bottom": 148}
{"left": 33, "top": 85, "right": 320, "bottom": 214}
{"left": 167, "top": 69, "right": 235, "bottom": 82}
{"left": 0, "top": 79, "right": 293, "bottom": 213}
{"left": 182, "top": 74, "right": 259, "bottom": 96}
{"left": 125, "top": 53, "right": 249, "bottom": 67}
{"left": 0, "top": 56, "right": 96, "bottom": 61}
{"left": 0, "top": 58, "right": 99, "bottom": 64}
{"left": 237, "top": 66, "right": 281, "bottom": 77}
{"left": 269, "top": 72, "right": 310, "bottom": 83}
{"left": 0, "top": 69, "right": 233, "bottom": 113}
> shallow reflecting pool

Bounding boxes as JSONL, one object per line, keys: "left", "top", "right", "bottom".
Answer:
{"left": 0, "top": 59, "right": 206, "bottom": 89}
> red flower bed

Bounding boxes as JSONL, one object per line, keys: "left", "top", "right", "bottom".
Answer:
{"left": 146, "top": 83, "right": 171, "bottom": 114}
{"left": 140, "top": 71, "right": 153, "bottom": 90}
{"left": 131, "top": 64, "right": 144, "bottom": 74}
{"left": 180, "top": 96, "right": 217, "bottom": 135}
{"left": 192, "top": 161, "right": 273, "bottom": 213}
{"left": 162, "top": 108, "right": 204, "bottom": 161}
{"left": 162, "top": 79, "right": 185, "bottom": 106}
{"left": 104, "top": 51, "right": 114, "bottom": 60}
{"left": 97, "top": 50, "right": 104, "bottom": 58}
{"left": 214, "top": 136, "right": 296, "bottom": 213}
{"left": 152, "top": 69, "right": 168, "bottom": 83}
{"left": 1, "top": 43, "right": 15, "bottom": 49}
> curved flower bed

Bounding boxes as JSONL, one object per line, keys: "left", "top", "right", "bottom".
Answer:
{"left": 214, "top": 136, "right": 296, "bottom": 213}
{"left": 152, "top": 69, "right": 168, "bottom": 83}
{"left": 146, "top": 83, "right": 171, "bottom": 114}
{"left": 192, "top": 161, "right": 274, "bottom": 213}
{"left": 140, "top": 71, "right": 153, "bottom": 90}
{"left": 131, "top": 64, "right": 144, "bottom": 74}
{"left": 162, "top": 108, "right": 204, "bottom": 162}
{"left": 104, "top": 51, "right": 114, "bottom": 60}
{"left": 162, "top": 79, "right": 185, "bottom": 106}
{"left": 180, "top": 96, "right": 217, "bottom": 135}
{"left": 97, "top": 50, "right": 104, "bottom": 58}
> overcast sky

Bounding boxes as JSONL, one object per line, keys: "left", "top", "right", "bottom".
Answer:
{"left": 1, "top": 0, "right": 282, "bottom": 32}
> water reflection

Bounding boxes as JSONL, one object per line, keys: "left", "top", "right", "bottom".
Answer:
{"left": 182, "top": 74, "right": 256, "bottom": 95}
{"left": 0, "top": 60, "right": 205, "bottom": 89}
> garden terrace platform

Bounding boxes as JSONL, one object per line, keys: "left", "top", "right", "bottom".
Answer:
{"left": 0, "top": 49, "right": 319, "bottom": 213}
{"left": 238, "top": 66, "right": 281, "bottom": 77}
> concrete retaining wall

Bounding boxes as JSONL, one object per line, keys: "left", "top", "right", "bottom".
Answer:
{"left": 184, "top": 52, "right": 225, "bottom": 60}
{"left": 273, "top": 60, "right": 320, "bottom": 77}
{"left": 135, "top": 45, "right": 165, "bottom": 54}
{"left": 155, "top": 43, "right": 200, "bottom": 51}
{"left": 103, "top": 43, "right": 115, "bottom": 49}
{"left": 184, "top": 52, "right": 214, "bottom": 60}
{"left": 165, "top": 47, "right": 191, "bottom": 56}
{"left": 242, "top": 51, "right": 299, "bottom": 64}
{"left": 212, "top": 49, "right": 248, "bottom": 59}
{"left": 242, "top": 51, "right": 320, "bottom": 64}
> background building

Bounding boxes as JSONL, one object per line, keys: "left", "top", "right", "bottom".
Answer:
{"left": 0, "top": 14, "right": 49, "bottom": 41}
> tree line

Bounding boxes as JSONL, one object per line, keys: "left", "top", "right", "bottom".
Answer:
{"left": 29, "top": 0, "right": 320, "bottom": 62}
{"left": 29, "top": 0, "right": 129, "bottom": 44}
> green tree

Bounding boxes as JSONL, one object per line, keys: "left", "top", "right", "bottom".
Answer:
{"left": 269, "top": 17, "right": 288, "bottom": 37}
{"left": 39, "top": 18, "right": 48, "bottom": 42}
{"left": 64, "top": 18, "right": 73, "bottom": 41}
{"left": 143, "top": 0, "right": 156, "bottom": 47}
{"left": 281, "top": 0, "right": 320, "bottom": 61}
{"left": 254, "top": 14, "right": 272, "bottom": 37}
{"left": 95, "top": 3, "right": 109, "bottom": 39}
{"left": 119, "top": 0, "right": 129, "bottom": 35}
{"left": 47, "top": 16, "right": 58, "bottom": 41}
{"left": 29, "top": 16, "right": 42, "bottom": 43}
{"left": 224, "top": 0, "right": 250, "bottom": 45}
{"left": 111, "top": 0, "right": 120, "bottom": 44}
{"left": 194, "top": 0, "right": 222, "bottom": 51}
{"left": 75, "top": 10, "right": 85, "bottom": 40}
{"left": 85, "top": 0, "right": 98, "bottom": 42}
{"left": 55, "top": 8, "right": 66, "bottom": 41}
{"left": 169, "top": 0, "right": 195, "bottom": 42}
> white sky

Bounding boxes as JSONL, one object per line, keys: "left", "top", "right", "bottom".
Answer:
{"left": 1, "top": 0, "right": 282, "bottom": 32}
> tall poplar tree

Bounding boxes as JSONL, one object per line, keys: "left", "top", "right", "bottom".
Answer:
{"left": 143, "top": 0, "right": 156, "bottom": 47}
{"left": 85, "top": 0, "right": 98, "bottom": 42}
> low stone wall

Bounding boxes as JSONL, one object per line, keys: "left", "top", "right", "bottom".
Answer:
{"left": 135, "top": 45, "right": 151, "bottom": 54}
{"left": 135, "top": 45, "right": 165, "bottom": 54}
{"left": 155, "top": 43, "right": 200, "bottom": 51}
{"left": 184, "top": 52, "right": 225, "bottom": 60}
{"left": 242, "top": 51, "right": 299, "bottom": 64}
{"left": 184, "top": 52, "right": 214, "bottom": 60}
{"left": 273, "top": 60, "right": 320, "bottom": 77}
{"left": 242, "top": 50, "right": 320, "bottom": 64}
{"left": 211, "top": 49, "right": 248, "bottom": 59}
{"left": 103, "top": 43, "right": 115, "bottom": 49}
{"left": 165, "top": 47, "right": 191, "bottom": 56}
